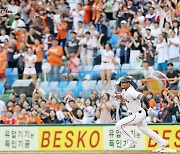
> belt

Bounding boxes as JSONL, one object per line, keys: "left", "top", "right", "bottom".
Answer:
{"left": 129, "top": 110, "right": 142, "bottom": 115}
{"left": 102, "top": 61, "right": 110, "bottom": 63}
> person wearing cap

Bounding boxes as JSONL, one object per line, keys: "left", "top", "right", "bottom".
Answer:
{"left": 114, "top": 75, "right": 168, "bottom": 151}
{"left": 114, "top": 20, "right": 131, "bottom": 38}
{"left": 61, "top": 50, "right": 79, "bottom": 81}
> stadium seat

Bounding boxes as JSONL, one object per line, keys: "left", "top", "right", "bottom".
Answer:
{"left": 92, "top": 65, "right": 101, "bottom": 78}
{"left": 59, "top": 66, "right": 64, "bottom": 74}
{"left": 5, "top": 68, "right": 13, "bottom": 76}
{"left": 40, "top": 82, "right": 49, "bottom": 90}
{"left": 96, "top": 80, "right": 107, "bottom": 90}
{"left": 66, "top": 81, "right": 77, "bottom": 89}
{"left": 78, "top": 66, "right": 83, "bottom": 72}
{"left": 109, "top": 34, "right": 119, "bottom": 49}
{"left": 79, "top": 65, "right": 93, "bottom": 79}
{"left": 120, "top": 63, "right": 131, "bottom": 76}
{"left": 173, "top": 62, "right": 180, "bottom": 70}
{"left": 58, "top": 81, "right": 68, "bottom": 89}
{"left": 49, "top": 81, "right": 58, "bottom": 90}
{"left": 0, "top": 82, "right": 5, "bottom": 95}
{"left": 8, "top": 68, "right": 18, "bottom": 85}
{"left": 77, "top": 81, "right": 83, "bottom": 90}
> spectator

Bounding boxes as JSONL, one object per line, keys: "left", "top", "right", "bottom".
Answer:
{"left": 79, "top": 31, "right": 94, "bottom": 66}
{"left": 116, "top": 32, "right": 131, "bottom": 65}
{"left": 91, "top": 110, "right": 100, "bottom": 124}
{"left": 99, "top": 93, "right": 112, "bottom": 124}
{"left": 56, "top": 15, "right": 68, "bottom": 51}
{"left": 83, "top": 0, "right": 91, "bottom": 27}
{"left": 172, "top": 95, "right": 180, "bottom": 122}
{"left": 143, "top": 41, "right": 155, "bottom": 66}
{"left": 142, "top": 60, "right": 155, "bottom": 78}
{"left": 3, "top": 110, "right": 16, "bottom": 124}
{"left": 71, "top": 4, "right": 85, "bottom": 31}
{"left": 59, "top": 109, "right": 72, "bottom": 124}
{"left": 5, "top": 41, "right": 16, "bottom": 68}
{"left": 89, "top": 91, "right": 98, "bottom": 106}
{"left": 0, "top": 45, "right": 7, "bottom": 82}
{"left": 103, "top": 0, "right": 113, "bottom": 20}
{"left": 72, "top": 108, "right": 87, "bottom": 124}
{"left": 156, "top": 99, "right": 172, "bottom": 123}
{"left": 48, "top": 97, "right": 60, "bottom": 111}
{"left": 166, "top": 63, "right": 179, "bottom": 90}
{"left": 75, "top": 20, "right": 86, "bottom": 40}
{"left": 68, "top": 99, "right": 80, "bottom": 118}
{"left": 13, "top": 42, "right": 26, "bottom": 79}
{"left": 27, "top": 26, "right": 41, "bottom": 45}
{"left": 0, "top": 29, "right": 10, "bottom": 45}
{"left": 168, "top": 31, "right": 180, "bottom": 63}
{"left": 147, "top": 92, "right": 157, "bottom": 109}
{"left": 151, "top": 21, "right": 162, "bottom": 39}
{"left": 56, "top": 102, "right": 66, "bottom": 121}
{"left": 129, "top": 31, "right": 142, "bottom": 69}
{"left": 98, "top": 34, "right": 115, "bottom": 91}
{"left": 61, "top": 50, "right": 80, "bottom": 81}
{"left": 11, "top": 14, "right": 26, "bottom": 31}
{"left": 155, "top": 34, "right": 168, "bottom": 72}
{"left": 23, "top": 47, "right": 37, "bottom": 85}
{"left": 46, "top": 110, "right": 59, "bottom": 124}
{"left": 92, "top": 0, "right": 103, "bottom": 22}
{"left": 31, "top": 39, "right": 43, "bottom": 80}
{"left": 65, "top": 31, "right": 80, "bottom": 57}
{"left": 46, "top": 39, "right": 64, "bottom": 81}
{"left": 83, "top": 99, "right": 94, "bottom": 119}
{"left": 30, "top": 109, "right": 43, "bottom": 124}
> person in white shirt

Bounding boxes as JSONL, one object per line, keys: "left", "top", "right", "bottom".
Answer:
{"left": 168, "top": 31, "right": 180, "bottom": 62}
{"left": 155, "top": 34, "right": 168, "bottom": 72}
{"left": 23, "top": 48, "right": 37, "bottom": 85}
{"left": 98, "top": 34, "right": 115, "bottom": 91}
{"left": 71, "top": 4, "right": 85, "bottom": 31}
{"left": 79, "top": 31, "right": 94, "bottom": 66}
{"left": 75, "top": 21, "right": 86, "bottom": 40}
{"left": 115, "top": 75, "right": 168, "bottom": 151}
{"left": 11, "top": 14, "right": 26, "bottom": 31}
{"left": 83, "top": 99, "right": 94, "bottom": 118}
{"left": 0, "top": 29, "right": 9, "bottom": 45}
{"left": 151, "top": 22, "right": 162, "bottom": 45}
{"left": 56, "top": 102, "right": 65, "bottom": 121}
{"left": 72, "top": 109, "right": 87, "bottom": 124}
{"left": 89, "top": 24, "right": 100, "bottom": 51}
{"left": 142, "top": 60, "right": 155, "bottom": 78}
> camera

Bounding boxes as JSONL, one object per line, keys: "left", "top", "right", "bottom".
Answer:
{"left": 83, "top": 44, "right": 87, "bottom": 48}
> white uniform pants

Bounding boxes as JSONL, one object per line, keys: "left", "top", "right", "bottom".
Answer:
{"left": 116, "top": 109, "right": 165, "bottom": 145}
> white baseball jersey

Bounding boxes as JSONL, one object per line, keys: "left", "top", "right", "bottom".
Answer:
{"left": 121, "top": 86, "right": 143, "bottom": 114}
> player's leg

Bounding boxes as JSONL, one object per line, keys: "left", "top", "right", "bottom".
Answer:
{"left": 101, "top": 70, "right": 106, "bottom": 91}
{"left": 115, "top": 115, "right": 137, "bottom": 144}
{"left": 106, "top": 70, "right": 112, "bottom": 89}
{"left": 137, "top": 119, "right": 168, "bottom": 148}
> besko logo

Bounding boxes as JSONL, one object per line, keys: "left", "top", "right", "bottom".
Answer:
{"left": 0, "top": 8, "right": 18, "bottom": 15}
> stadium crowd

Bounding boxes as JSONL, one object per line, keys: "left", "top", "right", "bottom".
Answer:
{"left": 0, "top": 0, "right": 179, "bottom": 125}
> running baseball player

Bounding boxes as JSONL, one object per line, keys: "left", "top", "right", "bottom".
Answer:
{"left": 114, "top": 75, "right": 168, "bottom": 151}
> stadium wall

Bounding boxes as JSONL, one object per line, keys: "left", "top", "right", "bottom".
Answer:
{"left": 0, "top": 124, "right": 179, "bottom": 151}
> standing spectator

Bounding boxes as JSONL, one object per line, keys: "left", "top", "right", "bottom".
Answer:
{"left": 59, "top": 109, "right": 72, "bottom": 124}
{"left": 42, "top": 27, "right": 54, "bottom": 59}
{"left": 61, "top": 50, "right": 80, "bottom": 81}
{"left": 46, "top": 39, "right": 64, "bottom": 81}
{"left": 155, "top": 34, "right": 168, "bottom": 72}
{"left": 0, "top": 29, "right": 10, "bottom": 45}
{"left": 65, "top": 31, "right": 80, "bottom": 57}
{"left": 99, "top": 93, "right": 112, "bottom": 124}
{"left": 116, "top": 32, "right": 130, "bottom": 65}
{"left": 83, "top": 0, "right": 91, "bottom": 28}
{"left": 143, "top": 41, "right": 155, "bottom": 66}
{"left": 98, "top": 34, "right": 115, "bottom": 91}
{"left": 71, "top": 4, "right": 85, "bottom": 31}
{"left": 75, "top": 21, "right": 86, "bottom": 40}
{"left": 23, "top": 48, "right": 37, "bottom": 85}
{"left": 46, "top": 110, "right": 59, "bottom": 124}
{"left": 166, "top": 63, "right": 179, "bottom": 90}
{"left": 0, "top": 45, "right": 7, "bottom": 82}
{"left": 95, "top": 13, "right": 109, "bottom": 46}
{"left": 172, "top": 20, "right": 179, "bottom": 36}
{"left": 56, "top": 15, "right": 68, "bottom": 52}
{"left": 31, "top": 39, "right": 43, "bottom": 80}
{"left": 162, "top": 22, "right": 173, "bottom": 38}
{"left": 11, "top": 14, "right": 26, "bottom": 31}
{"left": 27, "top": 26, "right": 41, "bottom": 45}
{"left": 13, "top": 42, "right": 26, "bottom": 79}
{"left": 168, "top": 31, "right": 180, "bottom": 63}
{"left": 151, "top": 21, "right": 162, "bottom": 40}
{"left": 79, "top": 31, "right": 94, "bottom": 65}
{"left": 92, "top": 0, "right": 103, "bottom": 22}
{"left": 5, "top": 41, "right": 16, "bottom": 68}
{"left": 142, "top": 60, "right": 155, "bottom": 78}
{"left": 103, "top": 0, "right": 113, "bottom": 20}
{"left": 128, "top": 31, "right": 142, "bottom": 69}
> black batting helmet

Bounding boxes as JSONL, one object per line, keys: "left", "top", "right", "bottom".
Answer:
{"left": 116, "top": 75, "right": 131, "bottom": 85}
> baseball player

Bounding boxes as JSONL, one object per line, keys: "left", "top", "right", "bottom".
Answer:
{"left": 114, "top": 75, "right": 168, "bottom": 151}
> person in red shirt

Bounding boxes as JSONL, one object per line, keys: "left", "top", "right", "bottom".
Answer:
{"left": 0, "top": 45, "right": 7, "bottom": 82}
{"left": 3, "top": 110, "right": 16, "bottom": 125}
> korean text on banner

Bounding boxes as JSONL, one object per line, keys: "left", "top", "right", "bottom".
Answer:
{"left": 38, "top": 126, "right": 103, "bottom": 151}
{"left": 0, "top": 126, "right": 38, "bottom": 151}
{"left": 146, "top": 125, "right": 180, "bottom": 150}
{"left": 103, "top": 126, "right": 145, "bottom": 150}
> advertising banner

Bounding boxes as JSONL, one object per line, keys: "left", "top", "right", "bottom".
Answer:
{"left": 0, "top": 127, "right": 38, "bottom": 151}
{"left": 104, "top": 126, "right": 145, "bottom": 150}
{"left": 38, "top": 126, "right": 103, "bottom": 151}
{"left": 146, "top": 125, "right": 180, "bottom": 150}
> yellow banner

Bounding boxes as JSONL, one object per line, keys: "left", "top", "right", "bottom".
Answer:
{"left": 38, "top": 126, "right": 103, "bottom": 151}
{"left": 146, "top": 125, "right": 180, "bottom": 150}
